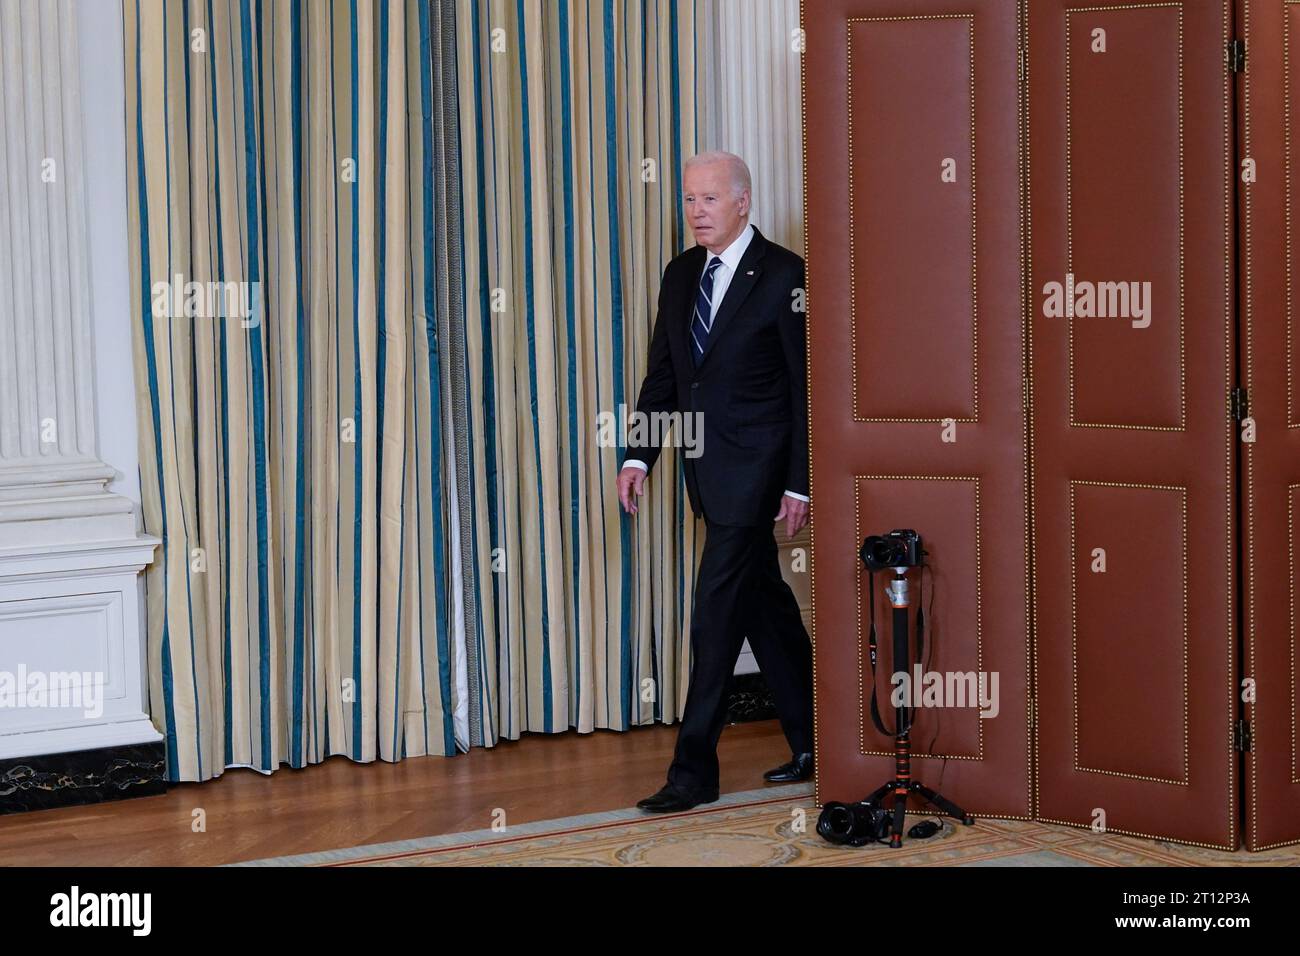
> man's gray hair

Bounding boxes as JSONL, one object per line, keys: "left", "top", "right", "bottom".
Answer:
{"left": 684, "top": 151, "right": 752, "bottom": 198}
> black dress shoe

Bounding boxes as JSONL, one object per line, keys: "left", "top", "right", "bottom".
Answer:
{"left": 763, "top": 752, "right": 814, "bottom": 782}
{"left": 636, "top": 784, "right": 720, "bottom": 813}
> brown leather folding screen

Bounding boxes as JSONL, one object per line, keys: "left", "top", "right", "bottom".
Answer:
{"left": 1029, "top": 0, "right": 1237, "bottom": 850}
{"left": 804, "top": 0, "right": 1031, "bottom": 821}
{"left": 805, "top": 0, "right": 1300, "bottom": 850}
{"left": 1237, "top": 0, "right": 1300, "bottom": 851}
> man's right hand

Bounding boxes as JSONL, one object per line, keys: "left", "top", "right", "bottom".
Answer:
{"left": 618, "top": 466, "right": 648, "bottom": 515}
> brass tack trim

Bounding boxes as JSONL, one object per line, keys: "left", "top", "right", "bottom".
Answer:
{"left": 1064, "top": 4, "right": 1187, "bottom": 432}
{"left": 1069, "top": 480, "right": 1189, "bottom": 785}
{"left": 854, "top": 475, "right": 985, "bottom": 762}
{"left": 845, "top": 14, "right": 979, "bottom": 425}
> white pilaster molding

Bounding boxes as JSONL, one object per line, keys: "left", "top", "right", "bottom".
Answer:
{"left": 0, "top": 0, "right": 138, "bottom": 548}
{"left": 0, "top": 0, "right": 160, "bottom": 762}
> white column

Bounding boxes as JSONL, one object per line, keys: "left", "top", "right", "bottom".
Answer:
{"left": 0, "top": 0, "right": 160, "bottom": 761}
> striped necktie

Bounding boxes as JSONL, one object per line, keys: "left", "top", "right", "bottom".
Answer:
{"left": 691, "top": 256, "right": 724, "bottom": 367}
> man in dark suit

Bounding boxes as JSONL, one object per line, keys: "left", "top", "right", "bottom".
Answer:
{"left": 617, "top": 151, "right": 815, "bottom": 813}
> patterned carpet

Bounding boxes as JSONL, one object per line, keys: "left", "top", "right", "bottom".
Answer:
{"left": 234, "top": 784, "right": 1300, "bottom": 867}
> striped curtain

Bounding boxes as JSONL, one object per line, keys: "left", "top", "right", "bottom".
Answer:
{"left": 126, "top": 0, "right": 705, "bottom": 782}
{"left": 126, "top": 0, "right": 464, "bottom": 782}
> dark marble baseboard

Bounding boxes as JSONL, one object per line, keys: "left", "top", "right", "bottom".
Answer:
{"left": 0, "top": 689, "right": 771, "bottom": 818}
{"left": 725, "top": 672, "right": 778, "bottom": 724}
{"left": 0, "top": 741, "right": 167, "bottom": 816}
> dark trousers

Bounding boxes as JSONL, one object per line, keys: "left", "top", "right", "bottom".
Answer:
{"left": 666, "top": 518, "right": 815, "bottom": 795}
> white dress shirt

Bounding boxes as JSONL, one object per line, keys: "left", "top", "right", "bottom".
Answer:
{"left": 625, "top": 222, "right": 809, "bottom": 505}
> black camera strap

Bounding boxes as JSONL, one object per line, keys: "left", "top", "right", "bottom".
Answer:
{"left": 866, "top": 574, "right": 896, "bottom": 736}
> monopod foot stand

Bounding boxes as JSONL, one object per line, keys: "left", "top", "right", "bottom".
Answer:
{"left": 871, "top": 567, "right": 976, "bottom": 847}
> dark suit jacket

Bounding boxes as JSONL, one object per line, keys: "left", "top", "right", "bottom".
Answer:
{"left": 621, "top": 225, "right": 808, "bottom": 527}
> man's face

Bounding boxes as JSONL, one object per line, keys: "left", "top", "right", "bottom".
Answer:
{"left": 684, "top": 162, "right": 750, "bottom": 253}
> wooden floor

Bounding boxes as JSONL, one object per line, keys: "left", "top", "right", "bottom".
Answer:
{"left": 0, "top": 719, "right": 795, "bottom": 866}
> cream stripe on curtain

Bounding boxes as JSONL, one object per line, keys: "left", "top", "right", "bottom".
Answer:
{"left": 125, "top": 0, "right": 465, "bottom": 782}
{"left": 455, "top": 0, "right": 705, "bottom": 744}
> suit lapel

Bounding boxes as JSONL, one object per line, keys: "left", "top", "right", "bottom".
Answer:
{"left": 699, "top": 227, "right": 767, "bottom": 366}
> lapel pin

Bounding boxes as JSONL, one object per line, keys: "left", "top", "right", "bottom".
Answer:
{"left": 747, "top": 270, "right": 755, "bottom": 276}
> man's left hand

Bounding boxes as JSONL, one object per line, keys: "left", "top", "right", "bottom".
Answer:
{"left": 774, "top": 494, "right": 809, "bottom": 538}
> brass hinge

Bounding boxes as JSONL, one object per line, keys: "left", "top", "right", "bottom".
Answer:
{"left": 1232, "top": 386, "right": 1250, "bottom": 422}
{"left": 1228, "top": 39, "right": 1247, "bottom": 73}
{"left": 1235, "top": 718, "right": 1253, "bottom": 753}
